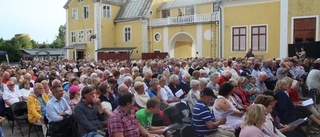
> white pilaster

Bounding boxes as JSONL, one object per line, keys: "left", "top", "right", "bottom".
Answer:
{"left": 163, "top": 27, "right": 169, "bottom": 52}
{"left": 142, "top": 20, "right": 148, "bottom": 52}
{"left": 65, "top": 9, "right": 69, "bottom": 59}
{"left": 196, "top": 24, "right": 203, "bottom": 57}
{"left": 280, "top": 0, "right": 288, "bottom": 58}
{"left": 94, "top": 2, "right": 100, "bottom": 61}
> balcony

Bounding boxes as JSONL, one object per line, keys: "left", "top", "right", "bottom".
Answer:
{"left": 149, "top": 12, "right": 220, "bottom": 27}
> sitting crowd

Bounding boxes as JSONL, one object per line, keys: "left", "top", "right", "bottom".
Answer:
{"left": 0, "top": 55, "right": 319, "bottom": 137}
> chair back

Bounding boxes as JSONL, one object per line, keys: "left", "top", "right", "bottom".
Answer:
{"left": 180, "top": 125, "right": 196, "bottom": 137}
{"left": 308, "top": 88, "right": 320, "bottom": 104}
{"left": 11, "top": 101, "right": 27, "bottom": 117}
{"left": 152, "top": 112, "right": 166, "bottom": 126}
{"left": 162, "top": 106, "right": 182, "bottom": 125}
{"left": 174, "top": 102, "right": 190, "bottom": 118}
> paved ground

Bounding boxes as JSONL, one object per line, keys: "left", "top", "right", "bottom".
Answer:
{"left": 2, "top": 120, "right": 44, "bottom": 137}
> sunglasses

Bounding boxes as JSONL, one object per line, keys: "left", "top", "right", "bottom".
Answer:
{"left": 7, "top": 84, "right": 14, "bottom": 86}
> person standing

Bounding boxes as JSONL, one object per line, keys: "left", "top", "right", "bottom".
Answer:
{"left": 244, "top": 49, "right": 254, "bottom": 59}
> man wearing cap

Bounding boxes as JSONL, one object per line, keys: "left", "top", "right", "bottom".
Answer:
{"left": 192, "top": 88, "right": 235, "bottom": 137}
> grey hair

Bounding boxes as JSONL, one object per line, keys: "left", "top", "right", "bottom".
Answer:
{"left": 258, "top": 71, "right": 267, "bottom": 77}
{"left": 199, "top": 78, "right": 208, "bottom": 85}
{"left": 169, "top": 74, "right": 179, "bottom": 83}
{"left": 211, "top": 73, "right": 220, "bottom": 80}
{"left": 79, "top": 75, "right": 87, "bottom": 83}
{"left": 150, "top": 78, "right": 159, "bottom": 86}
{"left": 190, "top": 80, "right": 200, "bottom": 88}
{"left": 9, "top": 77, "right": 17, "bottom": 82}
{"left": 123, "top": 76, "right": 133, "bottom": 83}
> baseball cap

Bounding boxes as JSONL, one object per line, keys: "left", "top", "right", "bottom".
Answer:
{"left": 200, "top": 88, "right": 216, "bottom": 98}
{"left": 69, "top": 86, "right": 81, "bottom": 94}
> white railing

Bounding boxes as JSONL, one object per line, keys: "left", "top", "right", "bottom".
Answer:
{"left": 150, "top": 12, "right": 220, "bottom": 27}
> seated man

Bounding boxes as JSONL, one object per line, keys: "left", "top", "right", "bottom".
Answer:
{"left": 46, "top": 85, "right": 73, "bottom": 136}
{"left": 192, "top": 88, "right": 235, "bottom": 137}
{"left": 136, "top": 98, "right": 171, "bottom": 137}
{"left": 27, "top": 83, "right": 49, "bottom": 136}
{"left": 74, "top": 86, "right": 106, "bottom": 137}
{"left": 108, "top": 93, "right": 150, "bottom": 137}
{"left": 3, "top": 80, "right": 22, "bottom": 122}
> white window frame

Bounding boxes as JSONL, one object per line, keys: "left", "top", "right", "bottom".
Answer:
{"left": 82, "top": 5, "right": 89, "bottom": 19}
{"left": 102, "top": 5, "right": 111, "bottom": 18}
{"left": 78, "top": 0, "right": 83, "bottom": 3}
{"left": 78, "top": 30, "right": 84, "bottom": 43}
{"left": 123, "top": 26, "right": 131, "bottom": 43}
{"left": 250, "top": 25, "right": 268, "bottom": 52}
{"left": 70, "top": 31, "right": 76, "bottom": 43}
{"left": 86, "top": 29, "right": 92, "bottom": 43}
{"left": 72, "top": 8, "right": 78, "bottom": 21}
{"left": 231, "top": 26, "right": 248, "bottom": 52}
{"left": 185, "top": 6, "right": 195, "bottom": 15}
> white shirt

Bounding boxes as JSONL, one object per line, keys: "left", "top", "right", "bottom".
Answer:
{"left": 3, "top": 89, "right": 22, "bottom": 107}
{"left": 160, "top": 86, "right": 174, "bottom": 101}
{"left": 19, "top": 88, "right": 33, "bottom": 101}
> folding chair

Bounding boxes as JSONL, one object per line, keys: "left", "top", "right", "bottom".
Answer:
{"left": 44, "top": 116, "right": 62, "bottom": 137}
{"left": 174, "top": 102, "right": 192, "bottom": 123}
{"left": 28, "top": 123, "right": 41, "bottom": 137}
{"left": 180, "top": 125, "right": 196, "bottom": 137}
{"left": 152, "top": 112, "right": 166, "bottom": 126}
{"left": 162, "top": 107, "right": 190, "bottom": 132}
{"left": 11, "top": 101, "right": 28, "bottom": 136}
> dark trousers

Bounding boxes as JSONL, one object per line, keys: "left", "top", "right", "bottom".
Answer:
{"left": 50, "top": 115, "right": 75, "bottom": 136}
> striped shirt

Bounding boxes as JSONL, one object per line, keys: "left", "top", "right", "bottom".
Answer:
{"left": 192, "top": 100, "right": 217, "bottom": 137}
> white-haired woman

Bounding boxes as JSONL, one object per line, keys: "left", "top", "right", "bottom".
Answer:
{"left": 79, "top": 75, "right": 89, "bottom": 89}
{"left": 187, "top": 80, "right": 200, "bottom": 110}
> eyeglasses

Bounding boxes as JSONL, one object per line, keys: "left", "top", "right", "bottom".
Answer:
{"left": 7, "top": 84, "right": 14, "bottom": 86}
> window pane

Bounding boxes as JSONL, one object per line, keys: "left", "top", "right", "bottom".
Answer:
{"left": 260, "top": 27, "right": 266, "bottom": 34}
{"left": 252, "top": 27, "right": 258, "bottom": 34}
{"left": 252, "top": 35, "right": 258, "bottom": 50}
{"left": 233, "top": 36, "right": 239, "bottom": 50}
{"left": 107, "top": 6, "right": 110, "bottom": 10}
{"left": 103, "top": 6, "right": 106, "bottom": 9}
{"left": 240, "top": 36, "right": 246, "bottom": 50}
{"left": 233, "top": 29, "right": 239, "bottom": 35}
{"left": 240, "top": 28, "right": 246, "bottom": 35}
{"left": 259, "top": 35, "right": 266, "bottom": 50}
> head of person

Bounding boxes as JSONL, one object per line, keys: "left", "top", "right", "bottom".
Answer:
{"left": 228, "top": 80, "right": 238, "bottom": 94}
{"left": 182, "top": 74, "right": 191, "bottom": 83}
{"left": 107, "top": 78, "right": 117, "bottom": 88}
{"left": 98, "top": 82, "right": 111, "bottom": 97}
{"left": 199, "top": 88, "right": 216, "bottom": 105}
{"left": 118, "top": 84, "right": 129, "bottom": 96}
{"left": 144, "top": 71, "right": 152, "bottom": 82}
{"left": 90, "top": 78, "right": 100, "bottom": 89}
{"left": 210, "top": 73, "right": 220, "bottom": 84}
{"left": 7, "top": 81, "right": 15, "bottom": 91}
{"left": 21, "top": 79, "right": 30, "bottom": 90}
{"left": 254, "top": 94, "right": 274, "bottom": 114}
{"left": 247, "top": 75, "right": 256, "bottom": 84}
{"left": 158, "top": 75, "right": 167, "bottom": 87}
{"left": 79, "top": 75, "right": 88, "bottom": 84}
{"left": 146, "top": 98, "right": 160, "bottom": 114}
{"left": 118, "top": 93, "right": 135, "bottom": 111}
{"left": 218, "top": 82, "right": 234, "bottom": 97}
{"left": 33, "top": 83, "right": 44, "bottom": 96}
{"left": 192, "top": 70, "right": 200, "bottom": 80}
{"left": 263, "top": 90, "right": 278, "bottom": 108}
{"left": 52, "top": 85, "right": 64, "bottom": 100}
{"left": 237, "top": 77, "right": 249, "bottom": 89}
{"left": 241, "top": 104, "right": 266, "bottom": 129}
{"left": 274, "top": 80, "right": 288, "bottom": 92}
{"left": 169, "top": 74, "right": 179, "bottom": 85}
{"left": 199, "top": 78, "right": 208, "bottom": 91}
{"left": 134, "top": 81, "right": 144, "bottom": 94}
{"left": 123, "top": 76, "right": 132, "bottom": 88}
{"left": 222, "top": 71, "right": 232, "bottom": 81}
{"left": 190, "top": 80, "right": 200, "bottom": 91}
{"left": 173, "top": 67, "right": 180, "bottom": 75}
{"left": 51, "top": 79, "right": 62, "bottom": 87}
{"left": 257, "top": 72, "right": 267, "bottom": 82}
{"left": 81, "top": 86, "right": 96, "bottom": 103}
{"left": 70, "top": 77, "right": 79, "bottom": 86}
{"left": 149, "top": 78, "right": 159, "bottom": 90}
{"left": 69, "top": 85, "right": 81, "bottom": 100}
{"left": 282, "top": 77, "right": 293, "bottom": 88}
{"left": 253, "top": 63, "right": 260, "bottom": 71}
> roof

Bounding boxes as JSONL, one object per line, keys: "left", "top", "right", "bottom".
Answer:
{"left": 64, "top": 0, "right": 125, "bottom": 9}
{"left": 21, "top": 49, "right": 65, "bottom": 56}
{"left": 64, "top": 43, "right": 87, "bottom": 49}
{"left": 95, "top": 47, "right": 136, "bottom": 52}
{"left": 114, "top": 0, "right": 153, "bottom": 22}
{"left": 157, "top": 0, "right": 216, "bottom": 10}
{"left": 0, "top": 51, "right": 7, "bottom": 55}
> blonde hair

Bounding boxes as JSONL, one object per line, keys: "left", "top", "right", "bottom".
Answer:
{"left": 134, "top": 81, "right": 144, "bottom": 91}
{"left": 241, "top": 104, "right": 266, "bottom": 129}
{"left": 274, "top": 80, "right": 288, "bottom": 91}
{"left": 282, "top": 77, "right": 294, "bottom": 88}
{"left": 237, "top": 76, "right": 249, "bottom": 89}
{"left": 254, "top": 94, "right": 274, "bottom": 107}
{"left": 41, "top": 80, "right": 49, "bottom": 85}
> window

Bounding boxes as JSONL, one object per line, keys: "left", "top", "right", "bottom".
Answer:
{"left": 72, "top": 8, "right": 78, "bottom": 20}
{"left": 293, "top": 18, "right": 316, "bottom": 44}
{"left": 102, "top": 5, "right": 111, "bottom": 18}
{"left": 232, "top": 27, "right": 246, "bottom": 51}
{"left": 185, "top": 6, "right": 194, "bottom": 15}
{"left": 83, "top": 6, "right": 89, "bottom": 19}
{"left": 124, "top": 27, "right": 131, "bottom": 42}
{"left": 162, "top": 10, "right": 170, "bottom": 18}
{"left": 78, "top": 0, "right": 83, "bottom": 2}
{"left": 71, "top": 31, "right": 76, "bottom": 43}
{"left": 86, "top": 29, "right": 92, "bottom": 42}
{"left": 212, "top": 3, "right": 219, "bottom": 12}
{"left": 251, "top": 26, "right": 267, "bottom": 51}
{"left": 78, "top": 30, "right": 84, "bottom": 43}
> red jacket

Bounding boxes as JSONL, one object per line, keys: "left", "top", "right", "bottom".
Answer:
{"left": 287, "top": 88, "right": 300, "bottom": 102}
{"left": 218, "top": 76, "right": 227, "bottom": 85}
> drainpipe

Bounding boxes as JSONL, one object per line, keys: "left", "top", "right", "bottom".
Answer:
{"left": 219, "top": 6, "right": 223, "bottom": 58}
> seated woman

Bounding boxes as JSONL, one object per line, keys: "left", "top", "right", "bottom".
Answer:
{"left": 229, "top": 80, "right": 247, "bottom": 111}
{"left": 168, "top": 74, "right": 181, "bottom": 97}
{"left": 19, "top": 79, "right": 33, "bottom": 101}
{"left": 69, "top": 85, "right": 81, "bottom": 113}
{"left": 244, "top": 75, "right": 260, "bottom": 102}
{"left": 239, "top": 104, "right": 277, "bottom": 137}
{"left": 134, "top": 81, "right": 150, "bottom": 108}
{"left": 158, "top": 75, "right": 180, "bottom": 107}
{"left": 213, "top": 82, "right": 245, "bottom": 130}
{"left": 236, "top": 77, "right": 252, "bottom": 106}
{"left": 274, "top": 80, "right": 320, "bottom": 128}
{"left": 187, "top": 80, "right": 200, "bottom": 110}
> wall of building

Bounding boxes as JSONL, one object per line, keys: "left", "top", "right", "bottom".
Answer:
{"left": 101, "top": 4, "right": 121, "bottom": 49}
{"left": 223, "top": 1, "right": 280, "bottom": 59}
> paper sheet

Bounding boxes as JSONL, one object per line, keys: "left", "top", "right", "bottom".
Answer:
{"left": 302, "top": 98, "right": 313, "bottom": 106}
{"left": 220, "top": 109, "right": 233, "bottom": 118}
{"left": 163, "top": 125, "right": 172, "bottom": 131}
{"left": 175, "top": 89, "right": 184, "bottom": 98}
{"left": 288, "top": 117, "right": 308, "bottom": 126}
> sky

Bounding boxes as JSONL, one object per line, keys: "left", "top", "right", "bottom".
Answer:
{"left": 0, "top": 0, "right": 66, "bottom": 43}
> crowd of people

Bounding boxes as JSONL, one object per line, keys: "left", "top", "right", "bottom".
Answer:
{"left": 0, "top": 54, "right": 319, "bottom": 137}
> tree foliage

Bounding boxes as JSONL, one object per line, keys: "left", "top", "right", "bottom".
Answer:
{"left": 49, "top": 25, "right": 66, "bottom": 48}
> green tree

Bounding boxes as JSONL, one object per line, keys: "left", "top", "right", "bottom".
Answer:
{"left": 31, "top": 40, "right": 38, "bottom": 49}
{"left": 14, "top": 35, "right": 33, "bottom": 49}
{"left": 0, "top": 39, "right": 22, "bottom": 62}
{"left": 49, "top": 25, "right": 66, "bottom": 48}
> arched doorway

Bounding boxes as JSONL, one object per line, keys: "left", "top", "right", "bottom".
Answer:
{"left": 169, "top": 32, "right": 195, "bottom": 58}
